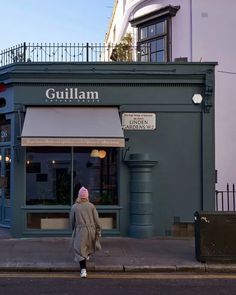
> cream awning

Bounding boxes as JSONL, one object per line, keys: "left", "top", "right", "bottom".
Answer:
{"left": 21, "top": 107, "right": 125, "bottom": 147}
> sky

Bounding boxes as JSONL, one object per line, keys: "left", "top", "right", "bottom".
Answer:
{"left": 0, "top": 0, "right": 114, "bottom": 50}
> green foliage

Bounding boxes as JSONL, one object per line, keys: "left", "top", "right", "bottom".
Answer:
{"left": 110, "top": 33, "right": 133, "bottom": 62}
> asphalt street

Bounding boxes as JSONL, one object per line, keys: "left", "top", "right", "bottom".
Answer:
{"left": 0, "top": 272, "right": 236, "bottom": 295}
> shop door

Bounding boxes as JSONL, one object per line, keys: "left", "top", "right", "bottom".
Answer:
{"left": 0, "top": 148, "right": 11, "bottom": 227}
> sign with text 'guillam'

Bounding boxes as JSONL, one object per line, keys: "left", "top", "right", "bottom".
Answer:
{"left": 45, "top": 87, "right": 99, "bottom": 101}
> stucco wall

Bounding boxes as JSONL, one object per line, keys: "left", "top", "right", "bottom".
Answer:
{"left": 105, "top": 0, "right": 236, "bottom": 191}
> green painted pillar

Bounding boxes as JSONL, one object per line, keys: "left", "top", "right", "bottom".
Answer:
{"left": 126, "top": 153, "right": 157, "bottom": 238}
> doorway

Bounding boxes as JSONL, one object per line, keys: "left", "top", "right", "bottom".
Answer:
{"left": 0, "top": 147, "right": 11, "bottom": 227}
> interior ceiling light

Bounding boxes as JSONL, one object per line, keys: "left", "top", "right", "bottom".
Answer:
{"left": 98, "top": 150, "right": 107, "bottom": 159}
{"left": 90, "top": 149, "right": 99, "bottom": 157}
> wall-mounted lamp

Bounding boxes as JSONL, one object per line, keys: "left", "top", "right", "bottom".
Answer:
{"left": 192, "top": 94, "right": 203, "bottom": 104}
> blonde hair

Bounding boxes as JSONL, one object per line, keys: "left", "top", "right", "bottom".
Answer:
{"left": 75, "top": 196, "right": 88, "bottom": 204}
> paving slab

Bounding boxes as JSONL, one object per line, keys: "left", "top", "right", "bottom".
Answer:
{"left": 0, "top": 228, "right": 234, "bottom": 273}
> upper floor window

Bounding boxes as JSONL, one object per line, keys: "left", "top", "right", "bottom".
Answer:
{"left": 130, "top": 5, "right": 180, "bottom": 62}
{"left": 139, "top": 20, "right": 167, "bottom": 62}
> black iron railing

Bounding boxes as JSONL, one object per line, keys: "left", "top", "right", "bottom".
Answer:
{"left": 215, "top": 183, "right": 236, "bottom": 211}
{"left": 0, "top": 42, "right": 142, "bottom": 66}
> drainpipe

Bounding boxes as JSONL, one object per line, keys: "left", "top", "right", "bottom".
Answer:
{"left": 190, "top": 0, "right": 193, "bottom": 61}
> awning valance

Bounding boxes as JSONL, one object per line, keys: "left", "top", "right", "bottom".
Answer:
{"left": 21, "top": 107, "right": 125, "bottom": 147}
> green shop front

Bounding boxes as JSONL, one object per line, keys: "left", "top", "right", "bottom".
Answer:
{"left": 0, "top": 62, "right": 216, "bottom": 238}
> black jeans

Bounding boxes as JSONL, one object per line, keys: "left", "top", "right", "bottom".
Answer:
{"left": 79, "top": 259, "right": 86, "bottom": 270}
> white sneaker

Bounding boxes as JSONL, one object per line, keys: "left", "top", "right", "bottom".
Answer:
{"left": 80, "top": 269, "right": 87, "bottom": 278}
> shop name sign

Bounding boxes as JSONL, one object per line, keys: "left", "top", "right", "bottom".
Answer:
{"left": 45, "top": 88, "right": 99, "bottom": 101}
{"left": 122, "top": 113, "right": 156, "bottom": 130}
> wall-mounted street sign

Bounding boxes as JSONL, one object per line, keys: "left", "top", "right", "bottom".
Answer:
{"left": 122, "top": 113, "right": 156, "bottom": 130}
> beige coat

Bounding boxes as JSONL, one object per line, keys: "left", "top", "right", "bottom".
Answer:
{"left": 70, "top": 200, "right": 101, "bottom": 262}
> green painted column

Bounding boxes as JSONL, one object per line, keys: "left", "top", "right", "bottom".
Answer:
{"left": 126, "top": 153, "right": 157, "bottom": 238}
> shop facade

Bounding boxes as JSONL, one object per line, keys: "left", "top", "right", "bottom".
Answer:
{"left": 0, "top": 62, "right": 216, "bottom": 238}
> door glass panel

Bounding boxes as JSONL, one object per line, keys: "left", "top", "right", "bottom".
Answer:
{"left": 0, "top": 147, "right": 11, "bottom": 225}
{"left": 0, "top": 152, "right": 2, "bottom": 207}
{"left": 4, "top": 148, "right": 11, "bottom": 206}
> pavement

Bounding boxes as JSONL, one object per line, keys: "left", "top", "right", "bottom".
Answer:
{"left": 0, "top": 227, "right": 236, "bottom": 274}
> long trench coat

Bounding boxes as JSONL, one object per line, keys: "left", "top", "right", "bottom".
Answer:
{"left": 69, "top": 200, "right": 102, "bottom": 262}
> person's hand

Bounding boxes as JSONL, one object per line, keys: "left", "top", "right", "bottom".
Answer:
{"left": 96, "top": 231, "right": 101, "bottom": 239}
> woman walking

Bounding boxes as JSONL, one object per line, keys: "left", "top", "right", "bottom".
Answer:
{"left": 70, "top": 186, "right": 101, "bottom": 278}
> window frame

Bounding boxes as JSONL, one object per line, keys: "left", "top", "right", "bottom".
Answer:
{"left": 130, "top": 5, "right": 180, "bottom": 62}
{"left": 138, "top": 18, "right": 168, "bottom": 62}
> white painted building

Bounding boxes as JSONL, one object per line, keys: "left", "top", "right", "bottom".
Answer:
{"left": 105, "top": 0, "right": 236, "bottom": 193}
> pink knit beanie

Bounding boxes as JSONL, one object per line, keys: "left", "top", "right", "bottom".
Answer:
{"left": 78, "top": 186, "right": 89, "bottom": 199}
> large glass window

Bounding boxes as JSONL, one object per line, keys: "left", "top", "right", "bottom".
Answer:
{"left": 26, "top": 147, "right": 71, "bottom": 205}
{"left": 26, "top": 147, "right": 118, "bottom": 206}
{"left": 74, "top": 148, "right": 118, "bottom": 205}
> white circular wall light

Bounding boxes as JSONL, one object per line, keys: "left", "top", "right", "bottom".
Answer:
{"left": 192, "top": 94, "right": 203, "bottom": 104}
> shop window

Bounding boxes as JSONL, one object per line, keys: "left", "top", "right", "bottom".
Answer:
{"left": 26, "top": 147, "right": 71, "bottom": 205}
{"left": 26, "top": 147, "right": 119, "bottom": 206}
{"left": 73, "top": 147, "right": 118, "bottom": 205}
{"left": 0, "top": 115, "right": 10, "bottom": 142}
{"left": 130, "top": 5, "right": 180, "bottom": 62}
